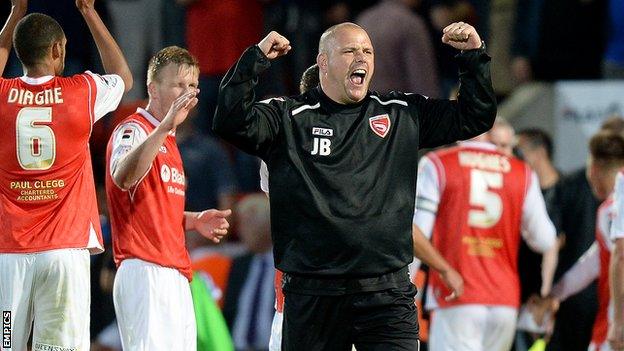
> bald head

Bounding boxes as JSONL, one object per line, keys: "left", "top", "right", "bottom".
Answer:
{"left": 318, "top": 22, "right": 367, "bottom": 54}
{"left": 316, "top": 22, "right": 374, "bottom": 104}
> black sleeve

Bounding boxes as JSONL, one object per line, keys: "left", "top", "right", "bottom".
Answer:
{"left": 212, "top": 45, "right": 285, "bottom": 158}
{"left": 413, "top": 45, "right": 497, "bottom": 149}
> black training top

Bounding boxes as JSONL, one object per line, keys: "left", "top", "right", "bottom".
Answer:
{"left": 213, "top": 44, "right": 496, "bottom": 294}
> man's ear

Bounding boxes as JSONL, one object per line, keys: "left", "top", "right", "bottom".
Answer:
{"left": 147, "top": 81, "right": 157, "bottom": 99}
{"left": 51, "top": 41, "right": 63, "bottom": 60}
{"left": 317, "top": 53, "right": 328, "bottom": 73}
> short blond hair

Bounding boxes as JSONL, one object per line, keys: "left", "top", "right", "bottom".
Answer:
{"left": 147, "top": 46, "right": 199, "bottom": 84}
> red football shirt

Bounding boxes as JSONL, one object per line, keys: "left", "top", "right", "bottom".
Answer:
{"left": 424, "top": 143, "right": 536, "bottom": 308}
{"left": 105, "top": 108, "right": 192, "bottom": 280}
{"left": 0, "top": 72, "right": 124, "bottom": 253}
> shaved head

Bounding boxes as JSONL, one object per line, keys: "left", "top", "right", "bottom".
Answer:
{"left": 316, "top": 22, "right": 374, "bottom": 104}
{"left": 318, "top": 22, "right": 365, "bottom": 54}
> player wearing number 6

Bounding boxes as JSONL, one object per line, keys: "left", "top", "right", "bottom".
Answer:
{"left": 0, "top": 1, "right": 132, "bottom": 350}
{"left": 413, "top": 120, "right": 557, "bottom": 351}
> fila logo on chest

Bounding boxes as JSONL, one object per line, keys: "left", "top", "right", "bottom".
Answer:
{"left": 311, "top": 127, "right": 333, "bottom": 156}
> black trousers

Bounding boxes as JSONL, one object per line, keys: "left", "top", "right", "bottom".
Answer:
{"left": 282, "top": 284, "right": 420, "bottom": 351}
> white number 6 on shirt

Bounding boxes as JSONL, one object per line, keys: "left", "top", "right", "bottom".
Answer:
{"left": 16, "top": 107, "right": 56, "bottom": 170}
{"left": 468, "top": 169, "right": 503, "bottom": 228}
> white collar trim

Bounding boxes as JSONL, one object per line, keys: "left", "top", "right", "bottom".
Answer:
{"left": 19, "top": 75, "right": 54, "bottom": 85}
{"left": 136, "top": 107, "right": 176, "bottom": 136}
{"left": 136, "top": 107, "right": 161, "bottom": 127}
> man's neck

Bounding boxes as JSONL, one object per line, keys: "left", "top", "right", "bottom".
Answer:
{"left": 144, "top": 101, "right": 165, "bottom": 121}
{"left": 24, "top": 64, "right": 55, "bottom": 78}
{"left": 535, "top": 160, "right": 559, "bottom": 189}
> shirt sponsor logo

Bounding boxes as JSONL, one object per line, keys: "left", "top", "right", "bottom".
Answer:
{"left": 312, "top": 127, "right": 333, "bottom": 137}
{"left": 2, "top": 311, "right": 10, "bottom": 348}
{"left": 369, "top": 114, "right": 391, "bottom": 138}
{"left": 161, "top": 164, "right": 171, "bottom": 182}
{"left": 160, "top": 164, "right": 185, "bottom": 186}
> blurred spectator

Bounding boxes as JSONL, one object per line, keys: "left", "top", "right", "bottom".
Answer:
{"left": 546, "top": 116, "right": 624, "bottom": 351}
{"left": 177, "top": 120, "right": 238, "bottom": 211}
{"left": 234, "top": 153, "right": 262, "bottom": 193}
{"left": 322, "top": 1, "right": 351, "bottom": 25}
{"left": 511, "top": 0, "right": 606, "bottom": 84}
{"left": 356, "top": 0, "right": 440, "bottom": 97}
{"left": 601, "top": 114, "right": 624, "bottom": 134}
{"left": 489, "top": 118, "right": 515, "bottom": 156}
{"left": 107, "top": 0, "right": 163, "bottom": 100}
{"left": 428, "top": 0, "right": 483, "bottom": 37}
{"left": 222, "top": 194, "right": 274, "bottom": 351}
{"left": 254, "top": 0, "right": 307, "bottom": 96}
{"left": 516, "top": 129, "right": 560, "bottom": 195}
{"left": 548, "top": 175, "right": 599, "bottom": 351}
{"left": 423, "top": 0, "right": 485, "bottom": 96}
{"left": 603, "top": 0, "right": 624, "bottom": 79}
{"left": 91, "top": 185, "right": 117, "bottom": 340}
{"left": 532, "top": 131, "right": 624, "bottom": 351}
{"left": 162, "top": 0, "right": 186, "bottom": 47}
{"left": 179, "top": 0, "right": 263, "bottom": 134}
{"left": 514, "top": 128, "right": 561, "bottom": 350}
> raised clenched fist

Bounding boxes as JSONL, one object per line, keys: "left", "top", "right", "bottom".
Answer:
{"left": 441, "top": 22, "right": 482, "bottom": 51}
{"left": 258, "top": 31, "right": 292, "bottom": 60}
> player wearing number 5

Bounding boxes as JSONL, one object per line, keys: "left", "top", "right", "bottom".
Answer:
{"left": 0, "top": 1, "right": 132, "bottom": 350}
{"left": 414, "top": 120, "right": 557, "bottom": 351}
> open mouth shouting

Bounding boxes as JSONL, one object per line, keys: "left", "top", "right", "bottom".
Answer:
{"left": 349, "top": 68, "right": 367, "bottom": 86}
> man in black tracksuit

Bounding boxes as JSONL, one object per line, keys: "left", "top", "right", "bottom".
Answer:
{"left": 213, "top": 22, "right": 496, "bottom": 351}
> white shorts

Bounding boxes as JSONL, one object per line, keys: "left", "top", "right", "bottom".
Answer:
{"left": 0, "top": 249, "right": 90, "bottom": 351}
{"left": 429, "top": 304, "right": 517, "bottom": 351}
{"left": 113, "top": 259, "right": 196, "bottom": 351}
{"left": 589, "top": 342, "right": 612, "bottom": 351}
{"left": 269, "top": 311, "right": 283, "bottom": 351}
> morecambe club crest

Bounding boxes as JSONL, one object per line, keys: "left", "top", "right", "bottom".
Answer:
{"left": 369, "top": 114, "right": 391, "bottom": 138}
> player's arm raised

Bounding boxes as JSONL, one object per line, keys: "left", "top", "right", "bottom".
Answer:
{"left": 212, "top": 31, "right": 291, "bottom": 157}
{"left": 76, "top": 0, "right": 132, "bottom": 92}
{"left": 0, "top": 0, "right": 27, "bottom": 76}
{"left": 112, "top": 91, "right": 197, "bottom": 190}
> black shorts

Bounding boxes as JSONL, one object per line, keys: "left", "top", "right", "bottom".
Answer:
{"left": 281, "top": 284, "right": 420, "bottom": 351}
